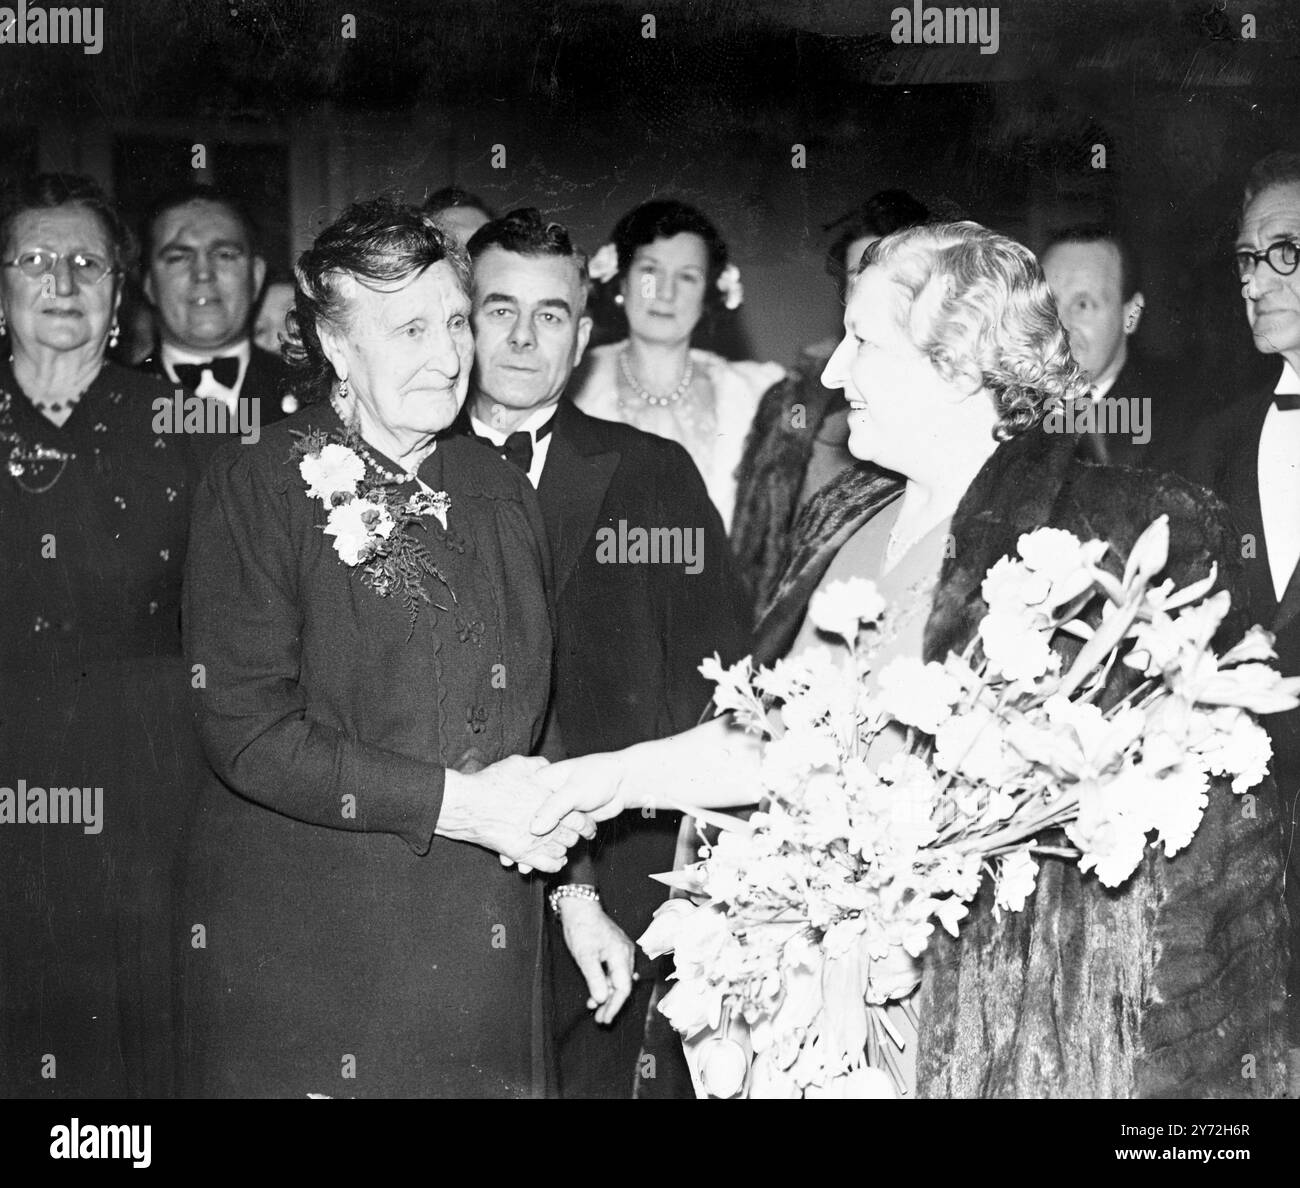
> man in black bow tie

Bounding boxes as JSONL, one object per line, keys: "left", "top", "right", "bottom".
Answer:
{"left": 138, "top": 184, "right": 293, "bottom": 452}
{"left": 461, "top": 209, "right": 751, "bottom": 1097}
{"left": 1174, "top": 151, "right": 1300, "bottom": 1088}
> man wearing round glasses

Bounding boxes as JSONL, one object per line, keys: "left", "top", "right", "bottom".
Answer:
{"left": 1181, "top": 150, "right": 1300, "bottom": 1090}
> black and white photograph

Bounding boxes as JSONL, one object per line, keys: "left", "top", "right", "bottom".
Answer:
{"left": 1, "top": 0, "right": 1298, "bottom": 1164}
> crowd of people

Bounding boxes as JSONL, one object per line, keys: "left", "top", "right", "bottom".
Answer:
{"left": 0, "top": 149, "right": 1297, "bottom": 1098}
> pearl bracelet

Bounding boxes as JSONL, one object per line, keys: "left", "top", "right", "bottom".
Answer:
{"left": 548, "top": 884, "right": 600, "bottom": 913}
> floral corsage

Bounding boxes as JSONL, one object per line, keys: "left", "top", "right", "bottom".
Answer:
{"left": 291, "top": 428, "right": 455, "bottom": 627}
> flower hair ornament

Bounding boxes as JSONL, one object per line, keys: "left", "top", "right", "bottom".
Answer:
{"left": 716, "top": 263, "right": 744, "bottom": 311}
{"left": 588, "top": 242, "right": 744, "bottom": 310}
{"left": 588, "top": 243, "right": 619, "bottom": 284}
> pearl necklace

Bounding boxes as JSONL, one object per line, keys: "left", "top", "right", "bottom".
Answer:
{"left": 618, "top": 347, "right": 694, "bottom": 408}
{"left": 332, "top": 393, "right": 418, "bottom": 484}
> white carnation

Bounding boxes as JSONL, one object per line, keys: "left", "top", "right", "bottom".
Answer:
{"left": 323, "top": 497, "right": 393, "bottom": 566}
{"left": 807, "top": 578, "right": 886, "bottom": 644}
{"left": 300, "top": 443, "right": 364, "bottom": 502}
{"left": 876, "top": 656, "right": 961, "bottom": 734}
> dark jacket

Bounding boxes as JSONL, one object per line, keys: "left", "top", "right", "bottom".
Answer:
{"left": 139, "top": 344, "right": 293, "bottom": 447}
{"left": 501, "top": 397, "right": 753, "bottom": 1098}
{"left": 1163, "top": 370, "right": 1300, "bottom": 1045}
{"left": 1068, "top": 355, "right": 1190, "bottom": 470}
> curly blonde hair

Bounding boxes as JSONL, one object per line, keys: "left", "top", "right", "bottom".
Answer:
{"left": 858, "top": 221, "right": 1087, "bottom": 438}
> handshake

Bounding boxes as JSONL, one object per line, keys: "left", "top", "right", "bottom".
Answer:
{"left": 437, "top": 752, "right": 641, "bottom": 873}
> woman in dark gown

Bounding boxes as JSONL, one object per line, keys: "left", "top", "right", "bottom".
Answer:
{"left": 178, "top": 198, "right": 591, "bottom": 1098}
{"left": 0, "top": 174, "right": 199, "bottom": 1097}
{"left": 540, "top": 222, "right": 1289, "bottom": 1097}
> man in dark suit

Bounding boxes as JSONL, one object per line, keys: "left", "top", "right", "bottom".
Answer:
{"left": 138, "top": 184, "right": 294, "bottom": 443}
{"left": 1172, "top": 151, "right": 1300, "bottom": 1090}
{"left": 461, "top": 209, "right": 751, "bottom": 1097}
{"left": 1042, "top": 225, "right": 1185, "bottom": 468}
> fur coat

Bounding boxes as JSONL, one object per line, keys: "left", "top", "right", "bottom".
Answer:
{"left": 648, "top": 424, "right": 1289, "bottom": 1098}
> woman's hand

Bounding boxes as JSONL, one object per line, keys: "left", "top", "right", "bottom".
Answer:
{"left": 436, "top": 756, "right": 597, "bottom": 873}
{"left": 529, "top": 751, "right": 642, "bottom": 838}
{"left": 557, "top": 898, "right": 637, "bottom": 1025}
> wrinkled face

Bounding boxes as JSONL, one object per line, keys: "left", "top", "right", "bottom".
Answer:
{"left": 432, "top": 205, "right": 491, "bottom": 251}
{"left": 821, "top": 265, "right": 968, "bottom": 472}
{"left": 321, "top": 261, "right": 474, "bottom": 442}
{"left": 620, "top": 232, "right": 709, "bottom": 343}
{"left": 1237, "top": 181, "right": 1300, "bottom": 360}
{"left": 471, "top": 247, "right": 591, "bottom": 423}
{"left": 145, "top": 199, "right": 265, "bottom": 352}
{"left": 1041, "top": 240, "right": 1135, "bottom": 385}
{"left": 0, "top": 204, "right": 121, "bottom": 357}
{"left": 253, "top": 281, "right": 295, "bottom": 354}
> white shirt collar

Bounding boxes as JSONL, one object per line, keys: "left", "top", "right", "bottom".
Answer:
{"left": 468, "top": 401, "right": 558, "bottom": 445}
{"left": 1274, "top": 362, "right": 1300, "bottom": 395}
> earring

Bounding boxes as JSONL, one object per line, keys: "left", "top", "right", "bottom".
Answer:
{"left": 338, "top": 375, "right": 349, "bottom": 402}
{"left": 108, "top": 321, "right": 120, "bottom": 349}
{"left": 0, "top": 312, "right": 6, "bottom": 337}
{"left": 613, "top": 293, "right": 624, "bottom": 306}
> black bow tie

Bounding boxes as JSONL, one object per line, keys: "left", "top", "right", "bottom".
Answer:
{"left": 172, "top": 356, "right": 241, "bottom": 389}
{"left": 472, "top": 418, "right": 554, "bottom": 474}
{"left": 1275, "top": 392, "right": 1300, "bottom": 411}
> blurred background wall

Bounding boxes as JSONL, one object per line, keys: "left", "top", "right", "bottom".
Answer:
{"left": 2, "top": 0, "right": 1297, "bottom": 404}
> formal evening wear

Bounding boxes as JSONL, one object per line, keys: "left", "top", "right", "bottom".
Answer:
{"left": 140, "top": 342, "right": 294, "bottom": 466}
{"left": 179, "top": 404, "right": 559, "bottom": 1098}
{"left": 1068, "top": 354, "right": 1189, "bottom": 470}
{"left": 458, "top": 397, "right": 752, "bottom": 1098}
{"left": 571, "top": 342, "right": 784, "bottom": 532}
{"left": 0, "top": 359, "right": 201, "bottom": 1098}
{"left": 643, "top": 424, "right": 1289, "bottom": 1097}
{"left": 469, "top": 403, "right": 556, "bottom": 486}
{"left": 1167, "top": 364, "right": 1300, "bottom": 1046}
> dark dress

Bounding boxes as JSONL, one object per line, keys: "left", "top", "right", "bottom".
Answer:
{"left": 0, "top": 359, "right": 200, "bottom": 1098}
{"left": 179, "top": 402, "right": 559, "bottom": 1098}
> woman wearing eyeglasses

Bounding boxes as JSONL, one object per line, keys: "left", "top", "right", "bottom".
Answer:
{"left": 0, "top": 173, "right": 199, "bottom": 1098}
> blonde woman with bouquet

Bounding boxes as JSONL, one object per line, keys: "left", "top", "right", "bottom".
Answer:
{"left": 531, "top": 222, "right": 1292, "bottom": 1099}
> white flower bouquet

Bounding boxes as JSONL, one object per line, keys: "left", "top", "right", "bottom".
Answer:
{"left": 639, "top": 517, "right": 1300, "bottom": 1099}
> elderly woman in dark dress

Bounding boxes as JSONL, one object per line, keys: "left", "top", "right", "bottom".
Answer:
{"left": 179, "top": 199, "right": 592, "bottom": 1098}
{"left": 0, "top": 173, "right": 199, "bottom": 1097}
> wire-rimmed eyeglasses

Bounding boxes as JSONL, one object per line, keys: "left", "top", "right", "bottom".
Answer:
{"left": 2, "top": 249, "right": 118, "bottom": 286}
